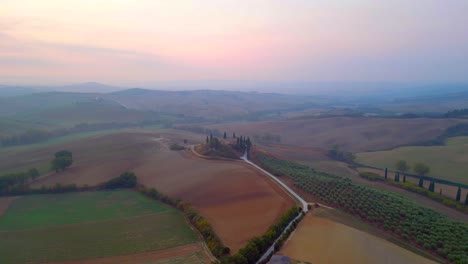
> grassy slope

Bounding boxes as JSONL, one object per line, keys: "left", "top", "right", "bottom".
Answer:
{"left": 356, "top": 136, "right": 468, "bottom": 184}
{"left": 0, "top": 191, "right": 198, "bottom": 264}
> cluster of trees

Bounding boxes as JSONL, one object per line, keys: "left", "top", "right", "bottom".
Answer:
{"left": 233, "top": 136, "right": 252, "bottom": 154}
{"left": 100, "top": 172, "right": 137, "bottom": 189}
{"left": 51, "top": 150, "right": 73, "bottom": 172}
{"left": 0, "top": 168, "right": 40, "bottom": 195}
{"left": 139, "top": 186, "right": 229, "bottom": 258}
{"left": 200, "top": 134, "right": 239, "bottom": 159}
{"left": 256, "top": 154, "right": 468, "bottom": 263}
{"left": 444, "top": 108, "right": 468, "bottom": 118}
{"left": 328, "top": 145, "right": 356, "bottom": 163}
{"left": 219, "top": 206, "right": 301, "bottom": 264}
{"left": 0, "top": 129, "right": 50, "bottom": 147}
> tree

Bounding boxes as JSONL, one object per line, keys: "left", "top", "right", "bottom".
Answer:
{"left": 233, "top": 132, "right": 236, "bottom": 138}
{"left": 465, "top": 193, "right": 468, "bottom": 206}
{"left": 102, "top": 172, "right": 137, "bottom": 189}
{"left": 223, "top": 132, "right": 227, "bottom": 139}
{"left": 429, "top": 181, "right": 435, "bottom": 192}
{"left": 456, "top": 187, "right": 461, "bottom": 202}
{"left": 396, "top": 160, "right": 410, "bottom": 173}
{"left": 51, "top": 150, "right": 73, "bottom": 172}
{"left": 418, "top": 178, "right": 424, "bottom": 188}
{"left": 28, "top": 168, "right": 40, "bottom": 180}
{"left": 413, "top": 163, "right": 430, "bottom": 176}
{"left": 206, "top": 136, "right": 209, "bottom": 144}
{"left": 403, "top": 174, "right": 406, "bottom": 183}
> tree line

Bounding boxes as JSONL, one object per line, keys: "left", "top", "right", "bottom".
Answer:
{"left": 444, "top": 108, "right": 468, "bottom": 118}
{"left": 218, "top": 206, "right": 302, "bottom": 264}
{"left": 139, "top": 186, "right": 229, "bottom": 258}
{"left": 2, "top": 171, "right": 137, "bottom": 196}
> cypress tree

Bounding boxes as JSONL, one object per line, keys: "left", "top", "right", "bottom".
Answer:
{"left": 418, "top": 178, "right": 424, "bottom": 188}
{"left": 394, "top": 172, "right": 398, "bottom": 182}
{"left": 403, "top": 174, "right": 406, "bottom": 183}
{"left": 233, "top": 132, "right": 236, "bottom": 138}
{"left": 223, "top": 132, "right": 227, "bottom": 139}
{"left": 429, "top": 181, "right": 435, "bottom": 192}
{"left": 206, "top": 136, "right": 209, "bottom": 144}
{"left": 465, "top": 193, "right": 468, "bottom": 206}
{"left": 456, "top": 187, "right": 461, "bottom": 202}
{"left": 384, "top": 168, "right": 388, "bottom": 179}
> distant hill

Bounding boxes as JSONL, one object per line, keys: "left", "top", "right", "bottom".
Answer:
{"left": 108, "top": 88, "right": 317, "bottom": 119}
{"left": 0, "top": 85, "right": 40, "bottom": 97}
{"left": 59, "top": 82, "right": 122, "bottom": 93}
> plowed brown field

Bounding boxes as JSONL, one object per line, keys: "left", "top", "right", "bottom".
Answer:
{"left": 134, "top": 149, "right": 295, "bottom": 253}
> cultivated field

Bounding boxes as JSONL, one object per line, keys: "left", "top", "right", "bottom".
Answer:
{"left": 280, "top": 212, "right": 437, "bottom": 264}
{"left": 0, "top": 190, "right": 207, "bottom": 264}
{"left": 207, "top": 117, "right": 466, "bottom": 152}
{"left": 356, "top": 136, "right": 468, "bottom": 184}
{"left": 0, "top": 129, "right": 294, "bottom": 253}
{"left": 134, "top": 149, "right": 295, "bottom": 252}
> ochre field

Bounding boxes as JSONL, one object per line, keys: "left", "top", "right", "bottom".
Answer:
{"left": 134, "top": 149, "right": 295, "bottom": 252}
{"left": 0, "top": 190, "right": 209, "bottom": 264}
{"left": 280, "top": 213, "right": 437, "bottom": 264}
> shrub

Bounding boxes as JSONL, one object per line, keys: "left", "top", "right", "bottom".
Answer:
{"left": 101, "top": 172, "right": 137, "bottom": 189}
{"left": 359, "top": 172, "right": 382, "bottom": 181}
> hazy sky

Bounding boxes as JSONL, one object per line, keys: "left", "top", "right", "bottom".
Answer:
{"left": 1, "top": 0, "right": 468, "bottom": 86}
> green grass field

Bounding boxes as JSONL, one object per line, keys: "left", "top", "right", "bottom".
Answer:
{"left": 356, "top": 136, "right": 468, "bottom": 184}
{"left": 0, "top": 190, "right": 199, "bottom": 264}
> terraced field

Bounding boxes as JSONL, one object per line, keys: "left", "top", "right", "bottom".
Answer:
{"left": 0, "top": 190, "right": 208, "bottom": 264}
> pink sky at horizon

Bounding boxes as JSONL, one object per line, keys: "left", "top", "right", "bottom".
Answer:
{"left": 1, "top": 0, "right": 467, "bottom": 87}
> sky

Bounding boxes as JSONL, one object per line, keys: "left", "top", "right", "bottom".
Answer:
{"left": 1, "top": 0, "right": 468, "bottom": 87}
